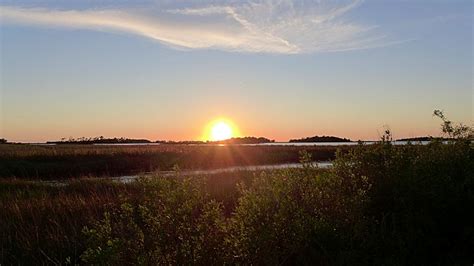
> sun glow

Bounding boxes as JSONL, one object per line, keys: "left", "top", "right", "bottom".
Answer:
{"left": 204, "top": 119, "right": 239, "bottom": 141}
{"left": 211, "top": 122, "right": 232, "bottom": 141}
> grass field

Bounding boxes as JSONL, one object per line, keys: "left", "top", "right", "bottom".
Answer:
{"left": 0, "top": 144, "right": 343, "bottom": 179}
{"left": 1, "top": 140, "right": 473, "bottom": 265}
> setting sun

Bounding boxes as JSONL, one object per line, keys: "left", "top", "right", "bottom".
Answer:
{"left": 203, "top": 119, "right": 239, "bottom": 141}
{"left": 210, "top": 122, "right": 232, "bottom": 141}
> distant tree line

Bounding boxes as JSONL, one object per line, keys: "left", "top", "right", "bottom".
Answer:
{"left": 46, "top": 136, "right": 274, "bottom": 145}
{"left": 213, "top": 137, "right": 274, "bottom": 144}
{"left": 155, "top": 140, "right": 205, "bottom": 145}
{"left": 396, "top": 136, "right": 429, "bottom": 141}
{"left": 289, "top": 135, "right": 351, "bottom": 143}
{"left": 0, "top": 138, "right": 7, "bottom": 144}
{"left": 156, "top": 137, "right": 274, "bottom": 145}
{"left": 47, "top": 136, "right": 151, "bottom": 144}
{"left": 395, "top": 136, "right": 438, "bottom": 142}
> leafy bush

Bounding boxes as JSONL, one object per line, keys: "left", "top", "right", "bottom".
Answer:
{"left": 81, "top": 177, "right": 227, "bottom": 265}
{"left": 78, "top": 138, "right": 473, "bottom": 265}
{"left": 79, "top": 152, "right": 374, "bottom": 264}
{"left": 226, "top": 166, "right": 370, "bottom": 265}
{"left": 334, "top": 139, "right": 474, "bottom": 264}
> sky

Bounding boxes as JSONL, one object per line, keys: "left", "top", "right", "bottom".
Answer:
{"left": 0, "top": 0, "right": 472, "bottom": 142}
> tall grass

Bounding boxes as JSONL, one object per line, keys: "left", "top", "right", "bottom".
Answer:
{"left": 0, "top": 179, "right": 142, "bottom": 264}
{"left": 0, "top": 144, "right": 341, "bottom": 179}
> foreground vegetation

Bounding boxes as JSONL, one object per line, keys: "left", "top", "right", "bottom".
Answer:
{"left": 1, "top": 138, "right": 472, "bottom": 265}
{"left": 0, "top": 144, "right": 341, "bottom": 179}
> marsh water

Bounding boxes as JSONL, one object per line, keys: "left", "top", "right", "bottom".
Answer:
{"left": 115, "top": 161, "right": 333, "bottom": 183}
{"left": 41, "top": 161, "right": 333, "bottom": 186}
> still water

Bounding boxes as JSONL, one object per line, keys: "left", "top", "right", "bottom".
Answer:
{"left": 42, "top": 161, "right": 333, "bottom": 186}
{"left": 115, "top": 161, "right": 333, "bottom": 183}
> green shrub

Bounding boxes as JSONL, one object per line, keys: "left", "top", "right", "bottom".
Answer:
{"left": 334, "top": 139, "right": 474, "bottom": 264}
{"left": 79, "top": 139, "right": 473, "bottom": 265}
{"left": 81, "top": 177, "right": 227, "bottom": 265}
{"left": 226, "top": 165, "right": 370, "bottom": 264}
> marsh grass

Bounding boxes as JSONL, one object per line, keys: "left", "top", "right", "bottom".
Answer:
{"left": 0, "top": 179, "right": 141, "bottom": 264}
{"left": 0, "top": 144, "right": 341, "bottom": 179}
{"left": 0, "top": 169, "right": 323, "bottom": 264}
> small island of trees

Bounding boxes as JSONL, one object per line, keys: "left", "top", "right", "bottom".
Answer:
{"left": 213, "top": 136, "right": 274, "bottom": 144}
{"left": 289, "top": 135, "right": 351, "bottom": 143}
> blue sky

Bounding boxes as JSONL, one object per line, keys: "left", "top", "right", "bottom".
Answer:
{"left": 0, "top": 0, "right": 472, "bottom": 142}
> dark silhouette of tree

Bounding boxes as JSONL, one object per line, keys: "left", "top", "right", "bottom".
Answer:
{"left": 289, "top": 135, "right": 351, "bottom": 143}
{"left": 433, "top": 110, "right": 473, "bottom": 140}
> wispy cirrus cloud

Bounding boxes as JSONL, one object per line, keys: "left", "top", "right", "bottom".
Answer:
{"left": 0, "top": 0, "right": 391, "bottom": 54}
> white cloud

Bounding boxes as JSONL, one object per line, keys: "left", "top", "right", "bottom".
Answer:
{"left": 0, "top": 1, "right": 390, "bottom": 54}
